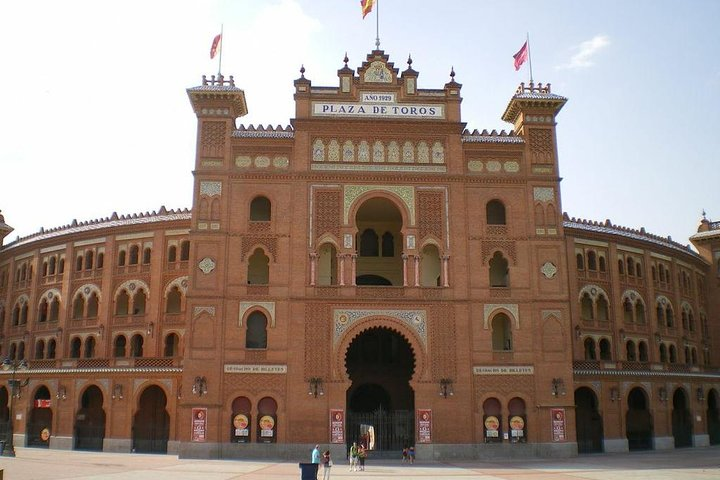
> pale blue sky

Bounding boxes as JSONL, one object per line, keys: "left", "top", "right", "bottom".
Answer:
{"left": 1, "top": 0, "right": 718, "bottom": 249}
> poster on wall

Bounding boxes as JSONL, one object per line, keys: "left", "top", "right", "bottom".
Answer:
{"left": 258, "top": 414, "right": 277, "bottom": 443}
{"left": 232, "top": 413, "right": 251, "bottom": 443}
{"left": 551, "top": 408, "right": 566, "bottom": 442}
{"left": 484, "top": 415, "right": 500, "bottom": 439}
{"left": 416, "top": 409, "right": 432, "bottom": 443}
{"left": 191, "top": 407, "right": 208, "bottom": 442}
{"left": 330, "top": 409, "right": 345, "bottom": 444}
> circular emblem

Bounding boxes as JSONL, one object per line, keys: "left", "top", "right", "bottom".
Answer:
{"left": 40, "top": 428, "right": 50, "bottom": 442}
{"left": 233, "top": 414, "right": 249, "bottom": 430}
{"left": 540, "top": 262, "right": 558, "bottom": 279}
{"left": 84, "top": 286, "right": 91, "bottom": 294}
{"left": 128, "top": 282, "right": 136, "bottom": 291}
{"left": 338, "top": 314, "right": 349, "bottom": 326}
{"left": 484, "top": 416, "right": 499, "bottom": 431}
{"left": 198, "top": 257, "right": 216, "bottom": 274}
{"left": 47, "top": 292, "right": 54, "bottom": 299}
{"left": 259, "top": 415, "right": 275, "bottom": 430}
{"left": 510, "top": 416, "right": 525, "bottom": 431}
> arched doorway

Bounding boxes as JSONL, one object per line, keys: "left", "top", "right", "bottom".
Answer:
{"left": 626, "top": 387, "right": 653, "bottom": 450}
{"left": 27, "top": 386, "right": 52, "bottom": 448}
{"left": 132, "top": 385, "right": 169, "bottom": 453}
{"left": 672, "top": 388, "right": 692, "bottom": 448}
{"left": 354, "top": 198, "right": 404, "bottom": 286}
{"left": 345, "top": 327, "right": 415, "bottom": 453}
{"left": 574, "top": 387, "right": 603, "bottom": 453}
{"left": 74, "top": 385, "right": 106, "bottom": 451}
{"left": 708, "top": 389, "right": 720, "bottom": 445}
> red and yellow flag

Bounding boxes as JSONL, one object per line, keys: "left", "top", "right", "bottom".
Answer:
{"left": 361, "top": 0, "right": 375, "bottom": 19}
{"left": 210, "top": 33, "right": 222, "bottom": 59}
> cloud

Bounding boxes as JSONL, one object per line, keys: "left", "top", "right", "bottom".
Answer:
{"left": 556, "top": 35, "right": 610, "bottom": 70}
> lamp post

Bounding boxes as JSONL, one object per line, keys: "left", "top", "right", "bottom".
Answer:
{"left": 2, "top": 358, "right": 29, "bottom": 457}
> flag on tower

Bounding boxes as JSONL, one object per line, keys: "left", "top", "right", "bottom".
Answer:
{"left": 210, "top": 33, "right": 222, "bottom": 59}
{"left": 361, "top": 0, "right": 375, "bottom": 18}
{"left": 513, "top": 41, "right": 528, "bottom": 71}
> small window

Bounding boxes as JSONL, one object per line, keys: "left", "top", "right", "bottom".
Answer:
{"left": 85, "top": 251, "right": 94, "bottom": 270}
{"left": 49, "top": 257, "right": 57, "bottom": 275}
{"left": 130, "top": 334, "right": 144, "bottom": 358}
{"left": 359, "top": 229, "right": 379, "bottom": 257}
{"left": 47, "top": 339, "right": 56, "bottom": 359}
{"left": 118, "top": 250, "right": 127, "bottom": 267}
{"left": 587, "top": 251, "right": 597, "bottom": 271}
{"left": 584, "top": 338, "right": 597, "bottom": 360}
{"left": 486, "top": 200, "right": 506, "bottom": 225}
{"left": 626, "top": 341, "right": 637, "bottom": 361}
{"left": 129, "top": 245, "right": 139, "bottom": 265}
{"left": 97, "top": 252, "right": 104, "bottom": 269}
{"left": 618, "top": 259, "right": 624, "bottom": 275}
{"left": 598, "top": 256, "right": 606, "bottom": 272}
{"left": 114, "top": 335, "right": 127, "bottom": 358}
{"left": 576, "top": 253, "right": 584, "bottom": 270}
{"left": 166, "top": 286, "right": 183, "bottom": 314}
{"left": 250, "top": 196, "right": 272, "bottom": 221}
{"left": 168, "top": 245, "right": 177, "bottom": 263}
{"left": 599, "top": 338, "right": 612, "bottom": 360}
{"left": 489, "top": 252, "right": 509, "bottom": 287}
{"left": 164, "top": 333, "right": 179, "bottom": 357}
{"left": 246, "top": 311, "right": 268, "bottom": 349}
{"left": 638, "top": 341, "right": 649, "bottom": 362}
{"left": 73, "top": 295, "right": 85, "bottom": 319}
{"left": 143, "top": 247, "right": 152, "bottom": 265}
{"left": 247, "top": 248, "right": 270, "bottom": 285}
{"left": 84, "top": 336, "right": 96, "bottom": 358}
{"left": 491, "top": 313, "right": 512, "bottom": 351}
{"left": 70, "top": 337, "right": 82, "bottom": 358}
{"left": 116, "top": 291, "right": 130, "bottom": 315}
{"left": 75, "top": 256, "right": 83, "bottom": 272}
{"left": 180, "top": 241, "right": 190, "bottom": 261}
{"left": 381, "top": 232, "right": 394, "bottom": 257}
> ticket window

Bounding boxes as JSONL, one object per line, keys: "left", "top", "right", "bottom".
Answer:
{"left": 257, "top": 396, "right": 278, "bottom": 443}
{"left": 231, "top": 396, "right": 251, "bottom": 443}
{"left": 508, "top": 397, "right": 527, "bottom": 443}
{"left": 483, "top": 397, "right": 502, "bottom": 443}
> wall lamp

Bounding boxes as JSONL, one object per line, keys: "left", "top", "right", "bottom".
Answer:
{"left": 697, "top": 387, "right": 705, "bottom": 402}
{"left": 618, "top": 329, "right": 626, "bottom": 341}
{"left": 308, "top": 377, "right": 324, "bottom": 398}
{"left": 112, "top": 383, "right": 124, "bottom": 400}
{"left": 439, "top": 378, "right": 454, "bottom": 398}
{"left": 146, "top": 322, "right": 154, "bottom": 337}
{"left": 551, "top": 378, "right": 566, "bottom": 397}
{"left": 574, "top": 325, "right": 582, "bottom": 339}
{"left": 97, "top": 324, "right": 105, "bottom": 339}
{"left": 655, "top": 333, "right": 662, "bottom": 345}
{"left": 658, "top": 386, "right": 668, "bottom": 403}
{"left": 56, "top": 385, "right": 67, "bottom": 400}
{"left": 610, "top": 387, "right": 620, "bottom": 402}
{"left": 192, "top": 376, "right": 208, "bottom": 396}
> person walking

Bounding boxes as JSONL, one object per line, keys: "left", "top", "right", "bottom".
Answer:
{"left": 358, "top": 444, "right": 367, "bottom": 471}
{"left": 311, "top": 445, "right": 321, "bottom": 479}
{"left": 348, "top": 442, "right": 359, "bottom": 471}
{"left": 321, "top": 450, "right": 332, "bottom": 480}
{"left": 408, "top": 445, "right": 415, "bottom": 464}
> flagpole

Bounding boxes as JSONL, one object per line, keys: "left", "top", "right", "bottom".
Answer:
{"left": 526, "top": 32, "right": 534, "bottom": 84}
{"left": 375, "top": 0, "right": 380, "bottom": 49}
{"left": 218, "top": 24, "right": 224, "bottom": 77}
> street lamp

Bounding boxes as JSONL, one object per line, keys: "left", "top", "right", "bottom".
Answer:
{"left": 2, "top": 358, "right": 29, "bottom": 457}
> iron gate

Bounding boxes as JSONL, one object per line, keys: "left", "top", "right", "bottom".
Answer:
{"left": 346, "top": 407, "right": 414, "bottom": 453}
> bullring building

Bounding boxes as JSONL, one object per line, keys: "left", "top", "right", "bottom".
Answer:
{"left": 1, "top": 49, "right": 719, "bottom": 459}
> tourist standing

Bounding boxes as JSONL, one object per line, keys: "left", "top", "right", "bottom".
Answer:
{"left": 408, "top": 445, "right": 415, "bottom": 464}
{"left": 322, "top": 450, "right": 332, "bottom": 480}
{"left": 358, "top": 444, "right": 367, "bottom": 471}
{"left": 349, "top": 442, "right": 359, "bottom": 471}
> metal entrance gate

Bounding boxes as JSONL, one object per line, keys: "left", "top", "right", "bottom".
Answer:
{"left": 346, "top": 408, "right": 414, "bottom": 452}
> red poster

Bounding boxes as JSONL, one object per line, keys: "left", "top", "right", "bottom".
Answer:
{"left": 35, "top": 399, "right": 52, "bottom": 408}
{"left": 416, "top": 409, "right": 432, "bottom": 444}
{"left": 192, "top": 407, "right": 208, "bottom": 442}
{"left": 330, "top": 409, "right": 345, "bottom": 444}
{"left": 551, "top": 408, "right": 566, "bottom": 442}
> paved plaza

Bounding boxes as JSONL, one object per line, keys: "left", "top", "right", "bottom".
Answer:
{"left": 1, "top": 447, "right": 719, "bottom": 480}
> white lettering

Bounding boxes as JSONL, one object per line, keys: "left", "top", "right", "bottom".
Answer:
{"left": 312, "top": 102, "right": 444, "bottom": 119}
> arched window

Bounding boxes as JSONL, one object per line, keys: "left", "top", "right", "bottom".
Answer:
{"left": 359, "top": 229, "right": 379, "bottom": 256}
{"left": 691, "top": 348, "right": 698, "bottom": 365}
{"left": 599, "top": 338, "right": 612, "bottom": 360}
{"left": 38, "top": 298, "right": 49, "bottom": 323}
{"left": 635, "top": 302, "right": 646, "bottom": 324}
{"left": 49, "top": 297, "right": 60, "bottom": 322}
{"left": 381, "top": 232, "right": 394, "bottom": 257}
{"left": 118, "top": 250, "right": 126, "bottom": 266}
{"left": 618, "top": 259, "right": 624, "bottom": 275}
{"left": 17, "top": 341, "right": 25, "bottom": 360}
{"left": 143, "top": 247, "right": 152, "bottom": 265}
{"left": 116, "top": 290, "right": 130, "bottom": 315}
{"left": 76, "top": 256, "right": 83, "bottom": 272}
{"left": 656, "top": 303, "right": 665, "bottom": 326}
{"left": 247, "top": 248, "right": 270, "bottom": 285}
{"left": 180, "top": 241, "right": 190, "bottom": 261}
{"left": 167, "top": 245, "right": 177, "bottom": 263}
{"left": 73, "top": 295, "right": 85, "bottom": 319}
{"left": 482, "top": 397, "right": 502, "bottom": 443}
{"left": 20, "top": 303, "right": 28, "bottom": 324}
{"left": 35, "top": 340, "right": 45, "bottom": 360}
{"left": 682, "top": 310, "right": 689, "bottom": 330}
{"left": 486, "top": 200, "right": 506, "bottom": 225}
{"left": 58, "top": 258, "right": 65, "bottom": 274}
{"left": 581, "top": 293, "right": 594, "bottom": 320}
{"left": 129, "top": 245, "right": 139, "bottom": 265}
{"left": 97, "top": 252, "right": 104, "bottom": 269}
{"left": 666, "top": 306, "right": 674, "bottom": 328}
{"left": 164, "top": 333, "right": 179, "bottom": 357}
{"left": 638, "top": 341, "right": 649, "bottom": 362}
{"left": 84, "top": 336, "right": 96, "bottom": 358}
{"left": 246, "top": 311, "right": 268, "bottom": 349}
{"left": 489, "top": 252, "right": 509, "bottom": 287}
{"left": 626, "top": 340, "right": 637, "bottom": 361}
{"left": 250, "top": 196, "right": 272, "bottom": 221}
{"left": 636, "top": 260, "right": 643, "bottom": 278}
{"left": 87, "top": 292, "right": 99, "bottom": 318}
{"left": 659, "top": 344, "right": 668, "bottom": 363}
{"left": 317, "top": 243, "right": 338, "bottom": 286}
{"left": 587, "top": 251, "right": 597, "bottom": 271}
{"left": 584, "top": 338, "right": 597, "bottom": 360}
{"left": 70, "top": 337, "right": 82, "bottom": 358}
{"left": 130, "top": 334, "right": 144, "bottom": 358}
{"left": 599, "top": 256, "right": 606, "bottom": 272}
{"left": 47, "top": 339, "right": 56, "bottom": 359}
{"left": 652, "top": 265, "right": 657, "bottom": 280}
{"left": 596, "top": 295, "right": 609, "bottom": 321}
{"left": 166, "top": 286, "right": 182, "bottom": 314}
{"left": 627, "top": 257, "right": 635, "bottom": 276}
{"left": 133, "top": 289, "right": 147, "bottom": 315}
{"left": 689, "top": 312, "right": 695, "bottom": 332}
{"left": 114, "top": 335, "right": 127, "bottom": 357}
{"left": 42, "top": 262, "right": 48, "bottom": 277}
{"left": 684, "top": 346, "right": 691, "bottom": 365}
{"left": 49, "top": 257, "right": 56, "bottom": 275}
{"left": 85, "top": 251, "right": 94, "bottom": 270}
{"left": 491, "top": 313, "right": 512, "bottom": 351}
{"left": 9, "top": 343, "right": 16, "bottom": 360}
{"left": 576, "top": 253, "right": 584, "bottom": 270}
{"left": 669, "top": 344, "right": 678, "bottom": 363}
{"left": 623, "top": 298, "right": 633, "bottom": 323}
{"left": 420, "top": 244, "right": 441, "bottom": 287}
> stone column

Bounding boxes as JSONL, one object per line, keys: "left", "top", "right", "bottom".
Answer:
{"left": 309, "top": 252, "right": 318, "bottom": 286}
{"left": 442, "top": 255, "right": 450, "bottom": 287}
{"left": 351, "top": 254, "right": 357, "bottom": 286}
{"left": 402, "top": 253, "right": 408, "bottom": 287}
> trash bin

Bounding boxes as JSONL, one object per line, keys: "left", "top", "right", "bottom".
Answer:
{"left": 298, "top": 462, "right": 318, "bottom": 480}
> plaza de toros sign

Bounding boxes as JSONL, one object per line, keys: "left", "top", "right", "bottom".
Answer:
{"left": 312, "top": 92, "right": 444, "bottom": 119}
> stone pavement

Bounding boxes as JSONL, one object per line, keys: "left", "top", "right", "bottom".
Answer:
{"left": 1, "top": 447, "right": 719, "bottom": 480}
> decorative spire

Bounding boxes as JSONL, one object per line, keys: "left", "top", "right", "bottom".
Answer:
{"left": 300, "top": 65, "right": 305, "bottom": 78}
{"left": 407, "top": 54, "right": 413, "bottom": 67}
{"left": 450, "top": 66, "right": 455, "bottom": 81}
{"left": 344, "top": 52, "right": 349, "bottom": 67}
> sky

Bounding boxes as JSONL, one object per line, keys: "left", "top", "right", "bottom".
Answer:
{"left": 1, "top": 0, "right": 719, "bottom": 250}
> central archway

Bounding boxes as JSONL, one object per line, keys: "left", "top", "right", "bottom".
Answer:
{"left": 345, "top": 327, "right": 415, "bottom": 453}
